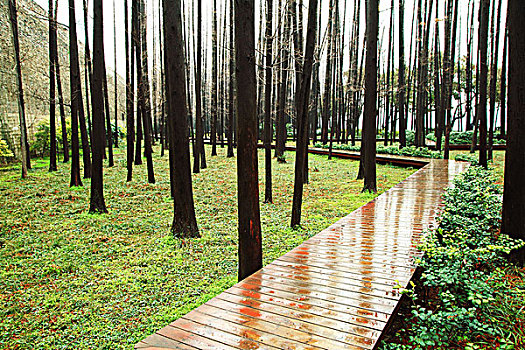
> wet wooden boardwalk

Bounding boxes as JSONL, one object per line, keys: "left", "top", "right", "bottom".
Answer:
{"left": 136, "top": 159, "right": 468, "bottom": 350}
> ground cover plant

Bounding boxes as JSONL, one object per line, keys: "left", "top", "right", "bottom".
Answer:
{"left": 380, "top": 165, "right": 525, "bottom": 350}
{"left": 0, "top": 145, "right": 415, "bottom": 349}
{"left": 313, "top": 142, "right": 443, "bottom": 159}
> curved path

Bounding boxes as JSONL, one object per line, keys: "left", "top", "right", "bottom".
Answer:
{"left": 136, "top": 159, "right": 468, "bottom": 350}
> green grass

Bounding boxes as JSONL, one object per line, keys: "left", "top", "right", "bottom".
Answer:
{"left": 0, "top": 144, "right": 415, "bottom": 349}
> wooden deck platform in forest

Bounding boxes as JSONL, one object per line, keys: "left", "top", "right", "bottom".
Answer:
{"left": 136, "top": 159, "right": 469, "bottom": 350}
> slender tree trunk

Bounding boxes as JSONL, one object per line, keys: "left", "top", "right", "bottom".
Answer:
{"left": 83, "top": 0, "right": 93, "bottom": 147}
{"left": 291, "top": 0, "right": 318, "bottom": 228}
{"left": 133, "top": 0, "right": 143, "bottom": 166}
{"left": 102, "top": 55, "right": 114, "bottom": 167}
{"left": 114, "top": 0, "right": 119, "bottom": 148}
{"left": 478, "top": 0, "right": 490, "bottom": 168}
{"left": 49, "top": 0, "right": 57, "bottom": 171}
{"left": 72, "top": 0, "right": 91, "bottom": 179}
{"left": 126, "top": 0, "right": 134, "bottom": 182}
{"left": 501, "top": 0, "right": 525, "bottom": 266}
{"left": 211, "top": 0, "right": 218, "bottom": 156}
{"left": 139, "top": 0, "right": 155, "bottom": 183}
{"left": 68, "top": 0, "right": 84, "bottom": 186}
{"left": 320, "top": 0, "right": 334, "bottom": 145}
{"left": 193, "top": 0, "right": 205, "bottom": 172}
{"left": 488, "top": 0, "right": 502, "bottom": 160}
{"left": 363, "top": 0, "right": 378, "bottom": 193}
{"left": 8, "top": 0, "right": 29, "bottom": 178}
{"left": 90, "top": 0, "right": 108, "bottom": 213}
{"left": 52, "top": 0, "right": 68, "bottom": 164}
{"left": 500, "top": 18, "right": 508, "bottom": 139}
{"left": 227, "top": 0, "right": 235, "bottom": 158}
{"left": 163, "top": 0, "right": 199, "bottom": 237}
{"left": 235, "top": 0, "right": 262, "bottom": 282}
{"left": 263, "top": 0, "right": 273, "bottom": 203}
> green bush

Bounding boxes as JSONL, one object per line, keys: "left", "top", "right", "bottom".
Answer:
{"left": 381, "top": 166, "right": 525, "bottom": 349}
{"left": 313, "top": 142, "right": 442, "bottom": 159}
{"left": 426, "top": 131, "right": 506, "bottom": 145}
{"left": 31, "top": 120, "right": 72, "bottom": 157}
{"left": 0, "top": 138, "right": 14, "bottom": 163}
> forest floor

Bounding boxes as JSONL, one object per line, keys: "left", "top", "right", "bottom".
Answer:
{"left": 0, "top": 144, "right": 417, "bottom": 349}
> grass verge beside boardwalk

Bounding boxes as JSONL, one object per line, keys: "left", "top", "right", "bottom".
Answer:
{"left": 0, "top": 145, "right": 415, "bottom": 349}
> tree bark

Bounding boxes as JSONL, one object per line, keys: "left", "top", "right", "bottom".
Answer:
{"left": 8, "top": 0, "right": 29, "bottom": 179}
{"left": 163, "top": 0, "right": 200, "bottom": 237}
{"left": 49, "top": 0, "right": 57, "bottom": 171}
{"left": 126, "top": 0, "right": 134, "bottom": 182}
{"left": 263, "top": 0, "right": 273, "bottom": 203}
{"left": 89, "top": 0, "right": 108, "bottom": 213}
{"left": 362, "top": 0, "right": 378, "bottom": 193}
{"left": 478, "top": 0, "right": 490, "bottom": 168}
{"left": 53, "top": 0, "right": 68, "bottom": 163}
{"left": 501, "top": 0, "right": 525, "bottom": 266}
{"left": 290, "top": 0, "right": 318, "bottom": 228}
{"left": 68, "top": 0, "right": 84, "bottom": 186}
{"left": 235, "top": 0, "right": 262, "bottom": 281}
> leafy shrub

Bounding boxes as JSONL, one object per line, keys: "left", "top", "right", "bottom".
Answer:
{"left": 454, "top": 153, "right": 478, "bottom": 165}
{"left": 382, "top": 166, "right": 525, "bottom": 349}
{"left": 0, "top": 138, "right": 14, "bottom": 163}
{"left": 31, "top": 120, "right": 72, "bottom": 157}
{"left": 426, "top": 131, "right": 506, "bottom": 145}
{"left": 313, "top": 142, "right": 442, "bottom": 159}
{"left": 406, "top": 130, "right": 415, "bottom": 146}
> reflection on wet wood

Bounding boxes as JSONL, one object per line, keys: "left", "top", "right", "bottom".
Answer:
{"left": 136, "top": 160, "right": 468, "bottom": 349}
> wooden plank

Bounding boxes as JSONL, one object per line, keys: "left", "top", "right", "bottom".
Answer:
{"left": 135, "top": 160, "right": 469, "bottom": 349}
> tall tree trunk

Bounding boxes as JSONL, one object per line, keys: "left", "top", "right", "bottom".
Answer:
{"left": 227, "top": 0, "right": 235, "bottom": 158}
{"left": 53, "top": 0, "right": 68, "bottom": 163}
{"left": 478, "top": 0, "right": 490, "bottom": 168}
{"left": 102, "top": 55, "right": 114, "bottom": 167}
{"left": 362, "top": 0, "right": 378, "bottom": 193}
{"left": 499, "top": 17, "right": 508, "bottom": 139}
{"left": 139, "top": 0, "right": 155, "bottom": 183}
{"left": 433, "top": 0, "right": 443, "bottom": 151}
{"left": 8, "top": 0, "right": 29, "bottom": 178}
{"left": 263, "top": 0, "right": 273, "bottom": 203}
{"left": 193, "top": 0, "right": 205, "bottom": 172}
{"left": 49, "top": 0, "right": 57, "bottom": 171}
{"left": 132, "top": 0, "right": 143, "bottom": 166}
{"left": 72, "top": 0, "right": 91, "bottom": 179}
{"left": 320, "top": 0, "right": 334, "bottom": 145}
{"left": 290, "top": 0, "right": 318, "bottom": 228}
{"left": 114, "top": 0, "right": 119, "bottom": 148}
{"left": 126, "top": 0, "right": 134, "bottom": 182}
{"left": 90, "top": 0, "right": 108, "bottom": 213}
{"left": 235, "top": 0, "right": 262, "bottom": 281}
{"left": 488, "top": 0, "right": 502, "bottom": 160}
{"left": 83, "top": 0, "right": 93, "bottom": 148}
{"left": 68, "top": 0, "right": 85, "bottom": 186}
{"left": 211, "top": 0, "right": 218, "bottom": 156}
{"left": 163, "top": 0, "right": 200, "bottom": 237}
{"left": 501, "top": 0, "right": 525, "bottom": 266}
{"left": 275, "top": 6, "right": 289, "bottom": 160}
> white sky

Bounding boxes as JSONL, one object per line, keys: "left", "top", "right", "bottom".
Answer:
{"left": 33, "top": 0, "right": 508, "bottom": 83}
